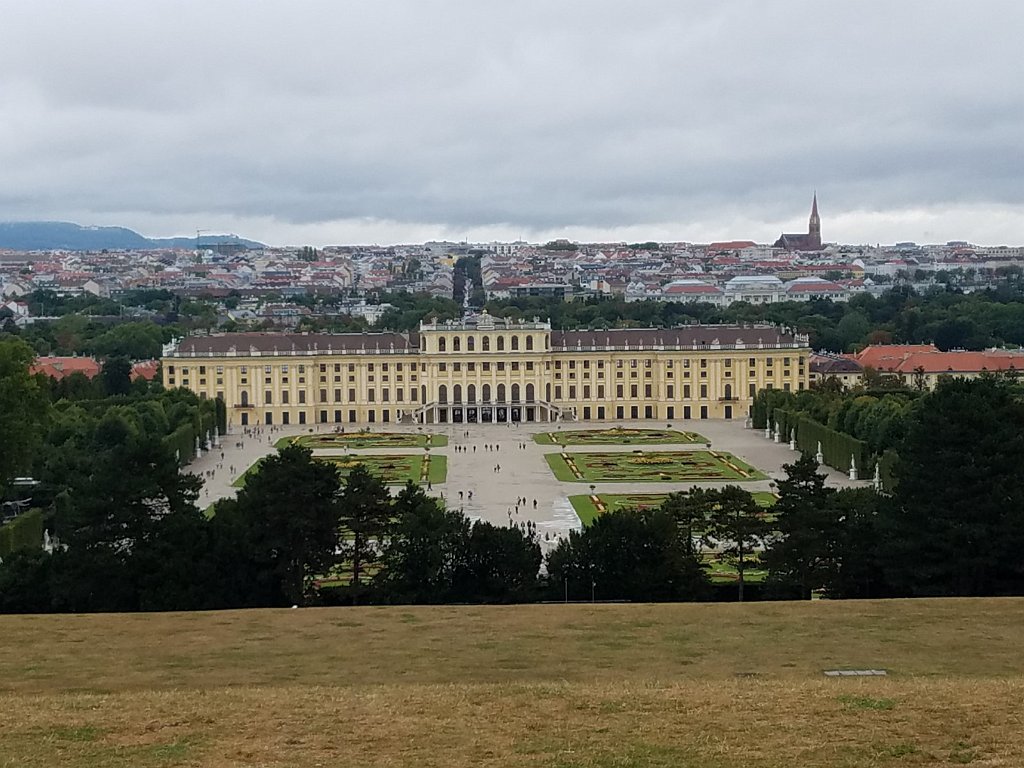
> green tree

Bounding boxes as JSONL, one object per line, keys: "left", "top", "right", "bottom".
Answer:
{"left": 0, "top": 338, "right": 50, "bottom": 492}
{"left": 100, "top": 355, "right": 133, "bottom": 396}
{"left": 546, "top": 507, "right": 708, "bottom": 602}
{"left": 763, "top": 454, "right": 836, "bottom": 598}
{"left": 337, "top": 464, "right": 392, "bottom": 590}
{"left": 660, "top": 488, "right": 713, "bottom": 562}
{"left": 707, "top": 486, "right": 769, "bottom": 602}
{"left": 457, "top": 520, "right": 541, "bottom": 602}
{"left": 376, "top": 483, "right": 468, "bottom": 603}
{"left": 882, "top": 376, "right": 1024, "bottom": 596}
{"left": 233, "top": 444, "right": 343, "bottom": 605}
{"left": 823, "top": 488, "right": 889, "bottom": 599}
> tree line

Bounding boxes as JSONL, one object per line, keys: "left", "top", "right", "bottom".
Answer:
{"left": 12, "top": 280, "right": 1024, "bottom": 358}
{"left": 3, "top": 329, "right": 1024, "bottom": 609}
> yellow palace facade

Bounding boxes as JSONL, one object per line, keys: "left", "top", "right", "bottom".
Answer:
{"left": 162, "top": 312, "right": 810, "bottom": 429}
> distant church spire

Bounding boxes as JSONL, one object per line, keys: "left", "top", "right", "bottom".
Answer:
{"left": 808, "top": 192, "right": 821, "bottom": 249}
{"left": 772, "top": 193, "right": 824, "bottom": 251}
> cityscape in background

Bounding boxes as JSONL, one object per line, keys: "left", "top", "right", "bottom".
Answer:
{"left": 5, "top": 197, "right": 1024, "bottom": 324}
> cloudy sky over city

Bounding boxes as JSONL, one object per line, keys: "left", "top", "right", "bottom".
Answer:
{"left": 1, "top": 1, "right": 1022, "bottom": 246}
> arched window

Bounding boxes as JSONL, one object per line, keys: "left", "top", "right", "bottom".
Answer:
{"left": 497, "top": 383, "right": 506, "bottom": 403}
{"left": 240, "top": 391, "right": 249, "bottom": 406}
{"left": 511, "top": 336, "right": 520, "bottom": 351}
{"left": 545, "top": 383, "right": 551, "bottom": 401}
{"left": 453, "top": 337, "right": 461, "bottom": 352}
{"left": 421, "top": 385, "right": 427, "bottom": 404}
{"left": 420, "top": 336, "right": 427, "bottom": 350}
{"left": 438, "top": 337, "right": 446, "bottom": 352}
{"left": 482, "top": 336, "right": 490, "bottom": 352}
{"left": 497, "top": 336, "right": 505, "bottom": 351}
{"left": 453, "top": 384, "right": 462, "bottom": 403}
{"left": 482, "top": 383, "right": 491, "bottom": 402}
{"left": 526, "top": 383, "right": 535, "bottom": 402}
{"left": 438, "top": 384, "right": 448, "bottom": 404}
{"left": 526, "top": 335, "right": 534, "bottom": 351}
{"left": 511, "top": 383, "right": 521, "bottom": 402}
{"left": 724, "top": 383, "right": 732, "bottom": 400}
{"left": 467, "top": 384, "right": 476, "bottom": 404}
{"left": 468, "top": 336, "right": 475, "bottom": 351}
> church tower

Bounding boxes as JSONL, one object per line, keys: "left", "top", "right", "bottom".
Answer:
{"left": 808, "top": 193, "right": 821, "bottom": 249}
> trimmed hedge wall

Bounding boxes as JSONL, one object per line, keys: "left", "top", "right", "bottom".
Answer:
{"left": 772, "top": 407, "right": 871, "bottom": 477}
{"left": 749, "top": 390, "right": 903, "bottom": 490}
{"left": 0, "top": 509, "right": 45, "bottom": 558}
{"left": 164, "top": 399, "right": 223, "bottom": 466}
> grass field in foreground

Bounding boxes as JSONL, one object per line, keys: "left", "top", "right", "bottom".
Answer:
{"left": 3, "top": 599, "right": 1024, "bottom": 767}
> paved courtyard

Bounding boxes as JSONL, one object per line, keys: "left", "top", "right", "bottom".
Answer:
{"left": 191, "top": 420, "right": 868, "bottom": 554}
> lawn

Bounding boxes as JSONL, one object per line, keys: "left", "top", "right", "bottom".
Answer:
{"left": 3, "top": 600, "right": 1024, "bottom": 766}
{"left": 235, "top": 453, "right": 447, "bottom": 487}
{"left": 569, "top": 491, "right": 778, "bottom": 526}
{"left": 547, "top": 449, "right": 766, "bottom": 483}
{"left": 277, "top": 431, "right": 448, "bottom": 449}
{"left": 534, "top": 426, "right": 709, "bottom": 445}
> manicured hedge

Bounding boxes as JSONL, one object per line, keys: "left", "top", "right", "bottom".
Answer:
{"left": 771, "top": 407, "right": 871, "bottom": 477}
{"left": 0, "top": 509, "right": 45, "bottom": 558}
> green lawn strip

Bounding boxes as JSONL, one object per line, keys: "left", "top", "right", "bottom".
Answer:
{"left": 545, "top": 452, "right": 582, "bottom": 482}
{"left": 425, "top": 454, "right": 448, "bottom": 484}
{"left": 567, "top": 495, "right": 601, "bottom": 526}
{"left": 534, "top": 428, "right": 709, "bottom": 446}
{"left": 546, "top": 450, "right": 766, "bottom": 483}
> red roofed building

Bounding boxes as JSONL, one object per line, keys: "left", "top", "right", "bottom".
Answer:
{"left": 846, "top": 345, "right": 1024, "bottom": 388}
{"left": 31, "top": 356, "right": 160, "bottom": 382}
{"left": 707, "top": 241, "right": 756, "bottom": 252}
{"left": 30, "top": 356, "right": 102, "bottom": 380}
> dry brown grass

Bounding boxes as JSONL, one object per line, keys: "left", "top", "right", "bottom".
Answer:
{"left": 2, "top": 599, "right": 1023, "bottom": 766}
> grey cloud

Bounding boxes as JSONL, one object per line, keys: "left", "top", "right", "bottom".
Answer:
{"left": 0, "top": 0, "right": 1022, "bottom": 244}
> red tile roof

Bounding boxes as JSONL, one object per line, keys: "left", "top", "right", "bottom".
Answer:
{"left": 30, "top": 356, "right": 102, "bottom": 380}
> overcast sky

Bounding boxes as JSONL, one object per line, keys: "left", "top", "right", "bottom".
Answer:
{"left": 1, "top": 1, "right": 1022, "bottom": 247}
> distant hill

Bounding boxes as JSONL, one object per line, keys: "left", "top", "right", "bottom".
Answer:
{"left": 0, "top": 221, "right": 264, "bottom": 251}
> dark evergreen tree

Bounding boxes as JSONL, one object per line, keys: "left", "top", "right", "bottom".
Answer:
{"left": 546, "top": 506, "right": 708, "bottom": 602}
{"left": 337, "top": 464, "right": 392, "bottom": 590}
{"left": 376, "top": 483, "right": 469, "bottom": 603}
{"left": 824, "top": 488, "right": 890, "bottom": 599}
{"left": 707, "top": 486, "right": 769, "bottom": 602}
{"left": 233, "top": 444, "right": 343, "bottom": 606}
{"left": 882, "top": 376, "right": 1024, "bottom": 596}
{"left": 763, "top": 453, "right": 837, "bottom": 599}
{"left": 100, "top": 355, "right": 133, "bottom": 396}
{"left": 456, "top": 520, "right": 542, "bottom": 603}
